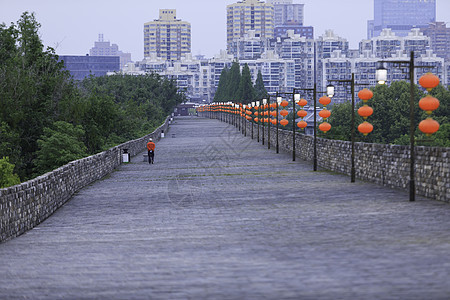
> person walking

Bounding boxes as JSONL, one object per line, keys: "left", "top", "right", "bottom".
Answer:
{"left": 147, "top": 138, "right": 156, "bottom": 164}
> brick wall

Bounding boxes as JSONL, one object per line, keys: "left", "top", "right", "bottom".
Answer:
{"left": 0, "top": 117, "right": 170, "bottom": 243}
{"left": 216, "top": 113, "right": 449, "bottom": 202}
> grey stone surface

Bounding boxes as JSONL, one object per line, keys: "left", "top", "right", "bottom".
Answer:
{"left": 1, "top": 117, "right": 450, "bottom": 299}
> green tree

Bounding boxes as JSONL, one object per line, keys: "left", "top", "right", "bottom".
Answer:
{"left": 0, "top": 12, "right": 74, "bottom": 180}
{"left": 214, "top": 67, "right": 229, "bottom": 102}
{"left": 254, "top": 70, "right": 268, "bottom": 100}
{"left": 237, "top": 64, "right": 256, "bottom": 103}
{"left": 34, "top": 121, "right": 88, "bottom": 175}
{"left": 0, "top": 157, "right": 21, "bottom": 188}
{"left": 227, "top": 61, "right": 241, "bottom": 101}
{"left": 325, "top": 101, "right": 353, "bottom": 140}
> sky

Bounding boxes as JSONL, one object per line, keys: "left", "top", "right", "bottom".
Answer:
{"left": 1, "top": 0, "right": 449, "bottom": 61}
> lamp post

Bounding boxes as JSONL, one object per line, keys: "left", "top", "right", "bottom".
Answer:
{"left": 255, "top": 101, "right": 260, "bottom": 142}
{"left": 327, "top": 73, "right": 369, "bottom": 183}
{"left": 243, "top": 104, "right": 247, "bottom": 137}
{"left": 277, "top": 90, "right": 301, "bottom": 161}
{"left": 294, "top": 85, "right": 334, "bottom": 171}
{"left": 376, "top": 50, "right": 436, "bottom": 202}
{"left": 250, "top": 102, "right": 254, "bottom": 139}
{"left": 262, "top": 98, "right": 267, "bottom": 145}
{"left": 276, "top": 93, "right": 282, "bottom": 154}
{"left": 268, "top": 96, "right": 272, "bottom": 150}
{"left": 292, "top": 90, "right": 301, "bottom": 161}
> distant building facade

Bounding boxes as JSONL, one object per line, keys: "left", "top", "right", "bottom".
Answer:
{"left": 89, "top": 34, "right": 131, "bottom": 69}
{"left": 144, "top": 9, "right": 191, "bottom": 61}
{"left": 59, "top": 55, "right": 120, "bottom": 81}
{"left": 368, "top": 0, "right": 436, "bottom": 39}
{"left": 421, "top": 22, "right": 450, "bottom": 61}
{"left": 227, "top": 0, "right": 274, "bottom": 56}
{"left": 266, "top": 0, "right": 313, "bottom": 39}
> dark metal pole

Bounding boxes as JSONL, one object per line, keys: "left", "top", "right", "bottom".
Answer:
{"left": 268, "top": 97, "right": 271, "bottom": 149}
{"left": 238, "top": 105, "right": 241, "bottom": 132}
{"left": 262, "top": 101, "right": 265, "bottom": 145}
{"left": 351, "top": 73, "right": 356, "bottom": 183}
{"left": 313, "top": 83, "right": 317, "bottom": 171}
{"left": 257, "top": 104, "right": 260, "bottom": 142}
{"left": 292, "top": 90, "right": 296, "bottom": 161}
{"left": 251, "top": 108, "right": 254, "bottom": 139}
{"left": 276, "top": 92, "right": 279, "bottom": 154}
{"left": 409, "top": 51, "right": 416, "bottom": 202}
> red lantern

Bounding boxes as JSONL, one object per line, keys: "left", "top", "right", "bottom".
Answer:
{"left": 319, "top": 109, "right": 331, "bottom": 119}
{"left": 272, "top": 119, "right": 278, "bottom": 125}
{"left": 297, "top": 120, "right": 307, "bottom": 129}
{"left": 358, "top": 105, "right": 373, "bottom": 119}
{"left": 419, "top": 118, "right": 440, "bottom": 136}
{"left": 319, "top": 122, "right": 331, "bottom": 132}
{"left": 297, "top": 99, "right": 308, "bottom": 107}
{"left": 280, "top": 119, "right": 289, "bottom": 126}
{"left": 357, "top": 89, "right": 373, "bottom": 102}
{"left": 254, "top": 117, "right": 259, "bottom": 122}
{"left": 358, "top": 121, "right": 373, "bottom": 136}
{"left": 419, "top": 73, "right": 440, "bottom": 92}
{"left": 419, "top": 95, "right": 440, "bottom": 114}
{"left": 280, "top": 100, "right": 289, "bottom": 107}
{"left": 297, "top": 110, "right": 307, "bottom": 118}
{"left": 319, "top": 96, "right": 331, "bottom": 107}
{"left": 280, "top": 109, "right": 289, "bottom": 117}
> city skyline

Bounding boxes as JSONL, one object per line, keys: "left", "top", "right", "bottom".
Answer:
{"left": 1, "top": 0, "right": 449, "bottom": 61}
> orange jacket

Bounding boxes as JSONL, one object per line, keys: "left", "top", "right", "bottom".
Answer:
{"left": 147, "top": 141, "right": 156, "bottom": 151}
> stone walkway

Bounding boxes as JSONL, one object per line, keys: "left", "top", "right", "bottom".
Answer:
{"left": 1, "top": 117, "right": 449, "bottom": 299}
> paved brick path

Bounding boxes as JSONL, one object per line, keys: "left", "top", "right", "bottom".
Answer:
{"left": 1, "top": 117, "right": 450, "bottom": 299}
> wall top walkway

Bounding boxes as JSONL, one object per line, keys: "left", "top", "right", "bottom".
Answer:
{"left": 1, "top": 117, "right": 449, "bottom": 299}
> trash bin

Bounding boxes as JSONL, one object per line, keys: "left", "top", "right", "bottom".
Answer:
{"left": 122, "top": 149, "right": 130, "bottom": 163}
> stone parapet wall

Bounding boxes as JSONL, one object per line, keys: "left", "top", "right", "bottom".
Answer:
{"left": 0, "top": 117, "right": 170, "bottom": 242}
{"left": 215, "top": 113, "right": 448, "bottom": 202}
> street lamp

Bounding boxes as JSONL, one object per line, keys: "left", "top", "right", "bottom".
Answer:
{"left": 292, "top": 91, "right": 301, "bottom": 161}
{"left": 262, "top": 98, "right": 267, "bottom": 145}
{"left": 276, "top": 93, "right": 282, "bottom": 154}
{"left": 375, "top": 50, "right": 436, "bottom": 202}
{"left": 327, "top": 73, "right": 369, "bottom": 183}
{"left": 326, "top": 84, "right": 335, "bottom": 98}
{"left": 255, "top": 101, "right": 260, "bottom": 142}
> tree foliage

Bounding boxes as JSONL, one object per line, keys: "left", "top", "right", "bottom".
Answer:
{"left": 34, "top": 121, "right": 88, "bottom": 175}
{"left": 214, "top": 62, "right": 268, "bottom": 104}
{"left": 237, "top": 64, "right": 256, "bottom": 103}
{"left": 213, "top": 67, "right": 229, "bottom": 102}
{"left": 227, "top": 61, "right": 242, "bottom": 101}
{"left": 0, "top": 157, "right": 20, "bottom": 188}
{"left": 0, "top": 13, "right": 184, "bottom": 183}
{"left": 254, "top": 70, "right": 268, "bottom": 100}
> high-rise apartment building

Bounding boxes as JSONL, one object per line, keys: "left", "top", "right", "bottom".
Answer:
{"left": 144, "top": 9, "right": 191, "bottom": 61}
{"left": 368, "top": 0, "right": 436, "bottom": 39}
{"left": 421, "top": 22, "right": 450, "bottom": 61}
{"left": 267, "top": 0, "right": 304, "bottom": 26}
{"left": 227, "top": 0, "right": 274, "bottom": 56}
{"left": 267, "top": 0, "right": 313, "bottom": 39}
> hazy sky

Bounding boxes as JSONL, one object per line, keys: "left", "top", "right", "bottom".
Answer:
{"left": 1, "top": 0, "right": 449, "bottom": 61}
